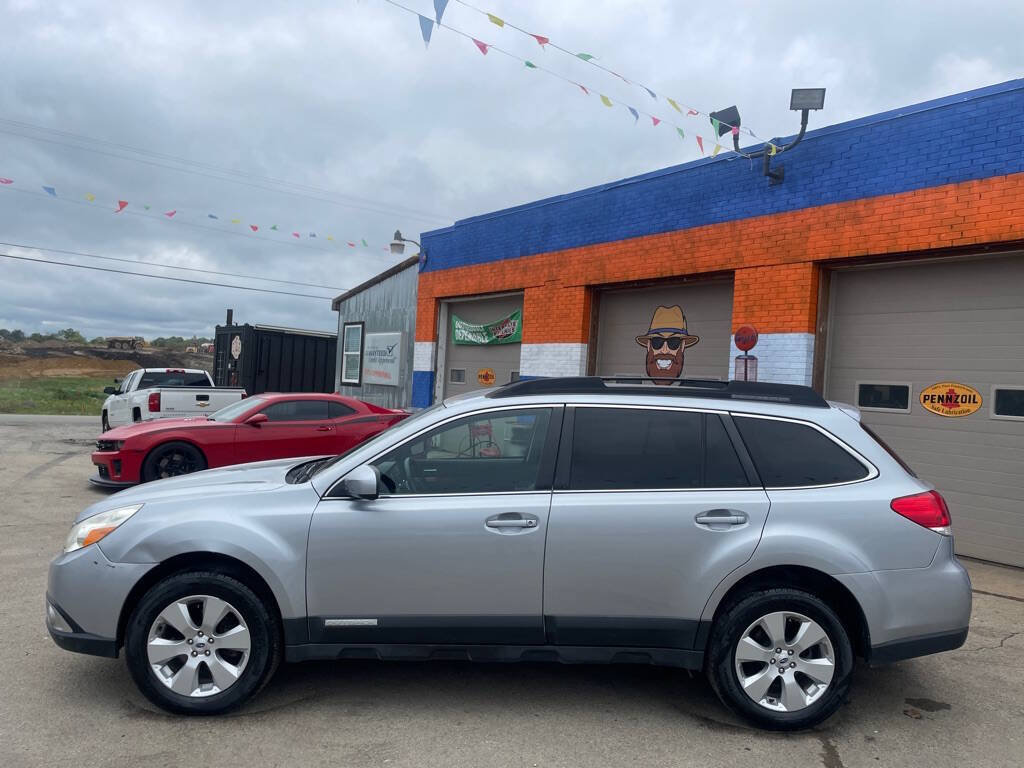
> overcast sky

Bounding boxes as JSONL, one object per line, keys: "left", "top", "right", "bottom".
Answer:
{"left": 1, "top": 0, "right": 1020, "bottom": 340}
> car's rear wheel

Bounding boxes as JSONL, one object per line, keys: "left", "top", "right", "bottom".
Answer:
{"left": 125, "top": 571, "right": 281, "bottom": 715}
{"left": 142, "top": 441, "right": 207, "bottom": 482}
{"left": 705, "top": 588, "right": 853, "bottom": 731}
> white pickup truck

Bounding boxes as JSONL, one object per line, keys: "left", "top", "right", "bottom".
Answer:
{"left": 100, "top": 368, "right": 246, "bottom": 430}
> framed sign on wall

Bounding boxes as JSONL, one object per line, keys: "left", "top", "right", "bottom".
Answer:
{"left": 362, "top": 332, "right": 403, "bottom": 387}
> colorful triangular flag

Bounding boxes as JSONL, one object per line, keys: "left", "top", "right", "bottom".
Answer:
{"left": 768, "top": 144, "right": 778, "bottom": 156}
{"left": 433, "top": 0, "right": 448, "bottom": 24}
{"left": 347, "top": 242, "right": 356, "bottom": 247}
{"left": 270, "top": 224, "right": 278, "bottom": 230}
{"left": 652, "top": 116, "right": 661, "bottom": 126}
{"left": 627, "top": 106, "right": 639, "bottom": 123}
{"left": 531, "top": 34, "right": 549, "bottom": 46}
{"left": 524, "top": 60, "right": 537, "bottom": 69}
{"left": 687, "top": 109, "right": 699, "bottom": 116}
{"left": 230, "top": 218, "right": 241, "bottom": 224}
{"left": 731, "top": 126, "right": 740, "bottom": 136}
{"left": 576, "top": 83, "right": 588, "bottom": 95}
{"left": 309, "top": 233, "right": 317, "bottom": 238}
{"left": 667, "top": 98, "right": 682, "bottom": 114}
{"left": 643, "top": 86, "right": 657, "bottom": 99}
{"left": 164, "top": 210, "right": 176, "bottom": 218}
{"left": 472, "top": 38, "right": 489, "bottom": 55}
{"left": 600, "top": 94, "right": 613, "bottom": 107}
{"left": 143, "top": 205, "right": 151, "bottom": 210}
{"left": 208, "top": 214, "right": 218, "bottom": 219}
{"left": 42, "top": 185, "right": 56, "bottom": 196}
{"left": 292, "top": 232, "right": 300, "bottom": 238}
{"left": 696, "top": 136, "right": 704, "bottom": 154}
{"left": 576, "top": 52, "right": 595, "bottom": 61}
{"left": 250, "top": 225, "right": 259, "bottom": 232}
{"left": 487, "top": 13, "right": 504, "bottom": 27}
{"left": 418, "top": 14, "right": 433, "bottom": 47}
{"left": 712, "top": 144, "right": 722, "bottom": 157}
{"left": 710, "top": 118, "right": 720, "bottom": 136}
{"left": 84, "top": 193, "right": 95, "bottom": 202}
{"left": 676, "top": 127, "right": 685, "bottom": 140}
{"left": 361, "top": 238, "right": 368, "bottom": 247}
{"left": 116, "top": 201, "right": 128, "bottom": 212}
{"left": 0, "top": 178, "right": 12, "bottom": 184}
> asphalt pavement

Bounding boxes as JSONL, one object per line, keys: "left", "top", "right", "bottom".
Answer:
{"left": 1, "top": 413, "right": 1022, "bottom": 768}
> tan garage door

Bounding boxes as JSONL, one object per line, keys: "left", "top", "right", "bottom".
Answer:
{"left": 443, "top": 294, "right": 523, "bottom": 398}
{"left": 825, "top": 254, "right": 1024, "bottom": 566}
{"left": 595, "top": 280, "right": 733, "bottom": 381}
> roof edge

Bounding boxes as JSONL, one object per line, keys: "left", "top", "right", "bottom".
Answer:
{"left": 332, "top": 255, "right": 420, "bottom": 310}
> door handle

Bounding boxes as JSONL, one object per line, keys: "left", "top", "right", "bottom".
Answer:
{"left": 695, "top": 509, "right": 748, "bottom": 526}
{"left": 315, "top": 426, "right": 332, "bottom": 432}
{"left": 486, "top": 518, "right": 537, "bottom": 528}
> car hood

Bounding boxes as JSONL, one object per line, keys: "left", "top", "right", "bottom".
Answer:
{"left": 76, "top": 456, "right": 306, "bottom": 522}
{"left": 103, "top": 417, "right": 229, "bottom": 440}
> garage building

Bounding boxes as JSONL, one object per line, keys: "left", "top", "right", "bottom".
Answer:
{"left": 408, "top": 80, "right": 1024, "bottom": 566}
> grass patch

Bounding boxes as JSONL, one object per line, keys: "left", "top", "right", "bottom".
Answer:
{"left": 0, "top": 377, "right": 111, "bottom": 415}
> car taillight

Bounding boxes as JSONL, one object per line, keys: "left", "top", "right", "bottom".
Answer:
{"left": 148, "top": 392, "right": 161, "bottom": 412}
{"left": 891, "top": 491, "right": 951, "bottom": 535}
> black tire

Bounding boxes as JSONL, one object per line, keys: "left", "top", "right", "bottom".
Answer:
{"left": 101, "top": 411, "right": 110, "bottom": 432}
{"left": 705, "top": 588, "right": 853, "bottom": 731}
{"left": 124, "top": 571, "right": 281, "bottom": 715}
{"left": 142, "top": 441, "right": 207, "bottom": 482}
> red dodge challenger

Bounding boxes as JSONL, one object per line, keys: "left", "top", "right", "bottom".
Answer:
{"left": 90, "top": 392, "right": 409, "bottom": 487}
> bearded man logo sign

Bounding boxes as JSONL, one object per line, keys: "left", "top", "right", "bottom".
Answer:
{"left": 635, "top": 305, "right": 700, "bottom": 384}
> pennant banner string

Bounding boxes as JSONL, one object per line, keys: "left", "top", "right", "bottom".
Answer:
{"left": 451, "top": 0, "right": 768, "bottom": 148}
{"left": 381, "top": 0, "right": 748, "bottom": 159}
{"left": 0, "top": 180, "right": 399, "bottom": 257}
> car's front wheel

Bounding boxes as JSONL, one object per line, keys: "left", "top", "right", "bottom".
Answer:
{"left": 142, "top": 441, "right": 207, "bottom": 482}
{"left": 124, "top": 571, "right": 281, "bottom": 715}
{"left": 705, "top": 588, "right": 853, "bottom": 731}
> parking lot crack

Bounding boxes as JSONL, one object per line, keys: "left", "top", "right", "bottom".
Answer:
{"left": 965, "top": 631, "right": 1019, "bottom": 653}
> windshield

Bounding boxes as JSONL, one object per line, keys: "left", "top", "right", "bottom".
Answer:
{"left": 209, "top": 397, "right": 266, "bottom": 422}
{"left": 310, "top": 402, "right": 446, "bottom": 478}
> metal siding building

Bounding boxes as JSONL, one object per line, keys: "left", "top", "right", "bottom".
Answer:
{"left": 332, "top": 256, "right": 419, "bottom": 409}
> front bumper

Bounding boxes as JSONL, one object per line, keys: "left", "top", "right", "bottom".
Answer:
{"left": 91, "top": 449, "right": 143, "bottom": 486}
{"left": 46, "top": 544, "right": 156, "bottom": 658}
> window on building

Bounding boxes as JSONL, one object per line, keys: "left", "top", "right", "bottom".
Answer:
{"left": 341, "top": 323, "right": 363, "bottom": 385}
{"left": 449, "top": 368, "right": 466, "bottom": 384}
{"left": 372, "top": 408, "right": 553, "bottom": 495}
{"left": 568, "top": 408, "right": 749, "bottom": 490}
{"left": 856, "top": 382, "right": 911, "bottom": 412}
{"left": 992, "top": 387, "right": 1024, "bottom": 420}
{"left": 734, "top": 416, "right": 869, "bottom": 487}
{"left": 261, "top": 400, "right": 329, "bottom": 422}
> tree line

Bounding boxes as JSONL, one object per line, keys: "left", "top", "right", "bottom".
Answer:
{"left": 0, "top": 328, "right": 213, "bottom": 348}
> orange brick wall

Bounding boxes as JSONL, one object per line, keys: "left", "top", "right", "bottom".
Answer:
{"left": 416, "top": 172, "right": 1024, "bottom": 343}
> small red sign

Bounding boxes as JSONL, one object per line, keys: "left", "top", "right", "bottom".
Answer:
{"left": 734, "top": 325, "right": 759, "bottom": 352}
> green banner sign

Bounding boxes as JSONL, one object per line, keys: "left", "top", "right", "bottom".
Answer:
{"left": 452, "top": 309, "right": 523, "bottom": 345}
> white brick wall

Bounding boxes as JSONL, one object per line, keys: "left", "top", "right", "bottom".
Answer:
{"left": 413, "top": 341, "right": 435, "bottom": 373}
{"left": 520, "top": 343, "right": 588, "bottom": 378}
{"left": 728, "top": 333, "right": 815, "bottom": 386}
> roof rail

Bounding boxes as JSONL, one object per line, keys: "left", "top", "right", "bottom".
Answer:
{"left": 487, "top": 376, "right": 829, "bottom": 408}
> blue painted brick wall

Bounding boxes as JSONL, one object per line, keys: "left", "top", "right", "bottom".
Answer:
{"left": 421, "top": 80, "right": 1024, "bottom": 272}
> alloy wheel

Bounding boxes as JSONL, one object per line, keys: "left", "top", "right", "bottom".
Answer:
{"left": 733, "top": 610, "right": 836, "bottom": 712}
{"left": 154, "top": 448, "right": 198, "bottom": 478}
{"left": 146, "top": 595, "right": 251, "bottom": 697}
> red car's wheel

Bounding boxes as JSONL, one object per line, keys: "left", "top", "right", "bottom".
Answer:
{"left": 142, "top": 442, "right": 207, "bottom": 483}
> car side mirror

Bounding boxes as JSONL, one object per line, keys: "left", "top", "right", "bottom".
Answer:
{"left": 340, "top": 464, "right": 380, "bottom": 500}
{"left": 244, "top": 412, "right": 269, "bottom": 426}
{"left": 103, "top": 386, "right": 117, "bottom": 395}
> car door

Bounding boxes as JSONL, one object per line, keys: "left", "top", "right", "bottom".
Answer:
{"left": 236, "top": 399, "right": 337, "bottom": 462}
{"left": 107, "top": 370, "right": 137, "bottom": 426}
{"left": 305, "top": 406, "right": 561, "bottom": 645}
{"left": 543, "top": 405, "right": 770, "bottom": 650}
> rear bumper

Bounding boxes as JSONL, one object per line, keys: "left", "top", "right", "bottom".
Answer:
{"left": 870, "top": 627, "right": 969, "bottom": 665}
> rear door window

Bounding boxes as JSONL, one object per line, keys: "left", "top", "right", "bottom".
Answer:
{"left": 138, "top": 371, "right": 211, "bottom": 387}
{"left": 328, "top": 401, "right": 356, "bottom": 419}
{"left": 734, "top": 416, "right": 869, "bottom": 487}
{"left": 568, "top": 408, "right": 750, "bottom": 490}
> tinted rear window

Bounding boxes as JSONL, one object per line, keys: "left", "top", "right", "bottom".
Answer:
{"left": 328, "top": 401, "right": 356, "bottom": 418}
{"left": 569, "top": 408, "right": 750, "bottom": 490}
{"left": 734, "top": 416, "right": 869, "bottom": 487}
{"left": 138, "top": 371, "right": 211, "bottom": 387}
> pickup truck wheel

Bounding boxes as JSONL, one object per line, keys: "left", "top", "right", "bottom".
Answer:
{"left": 142, "top": 441, "right": 207, "bottom": 482}
{"left": 124, "top": 571, "right": 281, "bottom": 715}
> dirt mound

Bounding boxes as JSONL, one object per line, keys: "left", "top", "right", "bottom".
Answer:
{"left": 0, "top": 344, "right": 213, "bottom": 381}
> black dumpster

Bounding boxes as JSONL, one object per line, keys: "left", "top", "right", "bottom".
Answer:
{"left": 213, "top": 323, "right": 337, "bottom": 395}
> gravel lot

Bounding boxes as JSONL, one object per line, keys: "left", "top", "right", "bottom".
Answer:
{"left": 1, "top": 413, "right": 1022, "bottom": 768}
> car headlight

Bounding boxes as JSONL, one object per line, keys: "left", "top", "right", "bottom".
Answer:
{"left": 64, "top": 504, "right": 143, "bottom": 553}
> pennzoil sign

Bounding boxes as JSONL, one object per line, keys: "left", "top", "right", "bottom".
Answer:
{"left": 920, "top": 382, "right": 982, "bottom": 418}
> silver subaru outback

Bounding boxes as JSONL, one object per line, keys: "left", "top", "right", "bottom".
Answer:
{"left": 46, "top": 377, "right": 971, "bottom": 730}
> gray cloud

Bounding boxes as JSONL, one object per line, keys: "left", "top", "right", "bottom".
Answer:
{"left": 1, "top": 0, "right": 1021, "bottom": 338}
